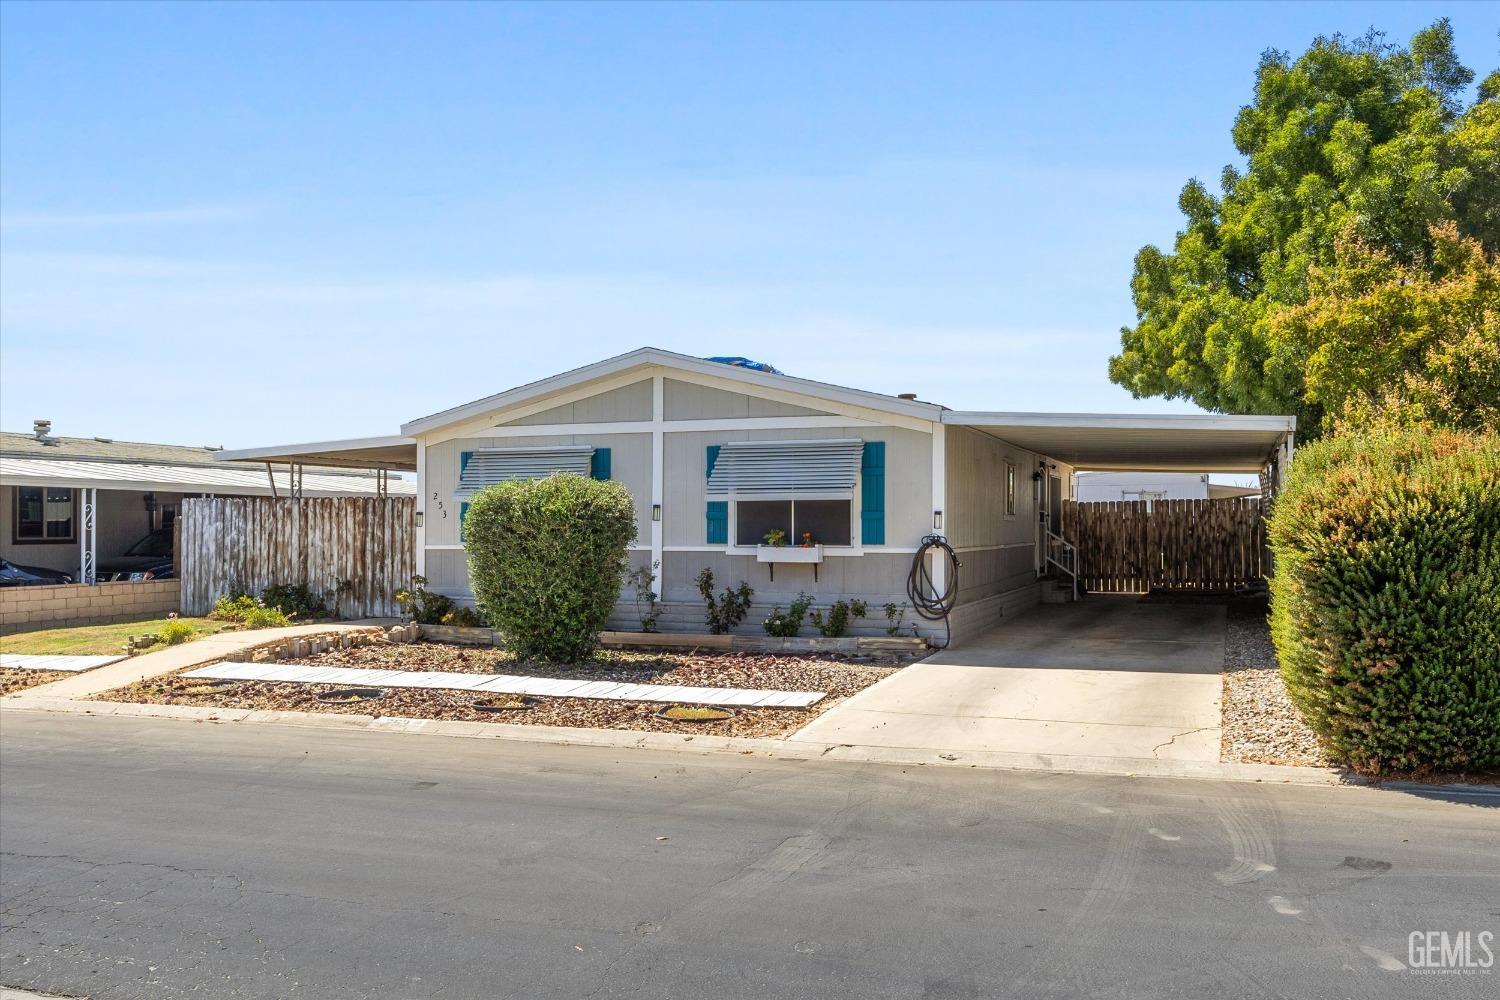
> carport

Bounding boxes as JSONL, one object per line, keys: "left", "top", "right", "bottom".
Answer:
{"left": 942, "top": 411, "right": 1296, "bottom": 597}
{"left": 215, "top": 436, "right": 418, "bottom": 497}
{"left": 941, "top": 411, "right": 1296, "bottom": 475}
{"left": 799, "top": 411, "right": 1297, "bottom": 767}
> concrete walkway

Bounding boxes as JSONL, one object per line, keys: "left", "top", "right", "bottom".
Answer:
{"left": 1, "top": 652, "right": 126, "bottom": 672}
{"left": 795, "top": 597, "right": 1225, "bottom": 763}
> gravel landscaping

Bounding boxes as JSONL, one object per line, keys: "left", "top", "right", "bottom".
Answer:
{"left": 0, "top": 667, "right": 72, "bottom": 697}
{"left": 100, "top": 641, "right": 905, "bottom": 738}
{"left": 1220, "top": 600, "right": 1330, "bottom": 767}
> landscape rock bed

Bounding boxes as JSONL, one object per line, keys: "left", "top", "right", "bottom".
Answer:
{"left": 0, "top": 667, "right": 71, "bottom": 697}
{"left": 100, "top": 641, "right": 905, "bottom": 738}
{"left": 1220, "top": 602, "right": 1329, "bottom": 767}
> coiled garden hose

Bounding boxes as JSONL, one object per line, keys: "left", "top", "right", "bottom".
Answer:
{"left": 907, "top": 533, "right": 961, "bottom": 649}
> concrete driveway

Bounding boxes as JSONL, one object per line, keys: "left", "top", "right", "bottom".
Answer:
{"left": 797, "top": 597, "right": 1224, "bottom": 763}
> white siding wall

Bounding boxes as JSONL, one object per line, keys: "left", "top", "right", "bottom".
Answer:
{"left": 663, "top": 378, "right": 828, "bottom": 419}
{"left": 944, "top": 425, "right": 1073, "bottom": 610}
{"left": 416, "top": 376, "right": 939, "bottom": 634}
{"left": 662, "top": 425, "right": 930, "bottom": 549}
{"left": 424, "top": 431, "right": 653, "bottom": 548}
{"left": 501, "top": 378, "right": 653, "bottom": 426}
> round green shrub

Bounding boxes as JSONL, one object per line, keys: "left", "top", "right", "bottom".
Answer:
{"left": 1268, "top": 427, "right": 1500, "bottom": 774}
{"left": 464, "top": 473, "right": 636, "bottom": 662}
{"left": 158, "top": 619, "right": 198, "bottom": 645}
{"left": 242, "top": 606, "right": 291, "bottom": 630}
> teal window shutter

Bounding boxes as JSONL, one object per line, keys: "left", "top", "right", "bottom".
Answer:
{"left": 458, "top": 452, "right": 473, "bottom": 543}
{"left": 590, "top": 447, "right": 612, "bottom": 480}
{"left": 705, "top": 445, "right": 728, "bottom": 544}
{"left": 860, "top": 441, "right": 885, "bottom": 545}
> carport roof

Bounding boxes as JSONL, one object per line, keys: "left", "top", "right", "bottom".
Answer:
{"left": 214, "top": 435, "right": 418, "bottom": 472}
{"left": 942, "top": 412, "right": 1295, "bottom": 472}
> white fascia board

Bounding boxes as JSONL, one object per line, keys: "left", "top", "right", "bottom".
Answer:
{"left": 942, "top": 411, "right": 1296, "bottom": 433}
{"left": 214, "top": 435, "right": 416, "bottom": 464}
{"left": 0, "top": 472, "right": 409, "bottom": 496}
{"left": 399, "top": 347, "right": 945, "bottom": 438}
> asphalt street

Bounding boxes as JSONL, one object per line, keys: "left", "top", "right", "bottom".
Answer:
{"left": 1, "top": 711, "right": 1496, "bottom": 999}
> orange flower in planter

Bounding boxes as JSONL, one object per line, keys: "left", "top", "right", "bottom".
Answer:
{"left": 801, "top": 531, "right": 813, "bottom": 548}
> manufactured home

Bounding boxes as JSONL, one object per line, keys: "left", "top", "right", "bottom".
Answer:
{"left": 220, "top": 348, "right": 1295, "bottom": 643}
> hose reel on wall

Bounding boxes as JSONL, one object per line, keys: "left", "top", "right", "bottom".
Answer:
{"left": 907, "top": 534, "right": 961, "bottom": 649}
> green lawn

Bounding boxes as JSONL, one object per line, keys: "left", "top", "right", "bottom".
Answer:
{"left": 0, "top": 617, "right": 229, "bottom": 656}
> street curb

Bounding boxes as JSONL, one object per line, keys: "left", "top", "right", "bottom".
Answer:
{"left": 0, "top": 693, "right": 1374, "bottom": 788}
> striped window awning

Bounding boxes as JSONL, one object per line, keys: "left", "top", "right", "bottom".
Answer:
{"left": 454, "top": 445, "right": 595, "bottom": 499}
{"left": 706, "top": 439, "right": 864, "bottom": 500}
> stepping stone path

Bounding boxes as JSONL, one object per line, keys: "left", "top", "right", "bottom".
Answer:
{"left": 183, "top": 662, "right": 826, "bottom": 708}
{"left": 1, "top": 653, "right": 127, "bottom": 673}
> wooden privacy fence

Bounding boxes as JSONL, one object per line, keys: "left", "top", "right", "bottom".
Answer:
{"left": 180, "top": 497, "right": 415, "bottom": 618}
{"left": 1062, "top": 497, "right": 1266, "bottom": 594}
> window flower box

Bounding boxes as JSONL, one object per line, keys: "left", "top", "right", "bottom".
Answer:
{"left": 756, "top": 544, "right": 824, "bottom": 564}
{"left": 756, "top": 543, "right": 824, "bottom": 581}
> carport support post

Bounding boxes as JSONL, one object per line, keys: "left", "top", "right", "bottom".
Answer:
{"left": 414, "top": 440, "right": 426, "bottom": 578}
{"left": 930, "top": 423, "right": 947, "bottom": 596}
{"left": 650, "top": 375, "right": 664, "bottom": 597}
{"left": 78, "top": 487, "right": 97, "bottom": 585}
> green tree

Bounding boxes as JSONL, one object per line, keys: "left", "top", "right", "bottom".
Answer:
{"left": 1109, "top": 21, "right": 1498, "bottom": 435}
{"left": 1275, "top": 222, "right": 1499, "bottom": 434}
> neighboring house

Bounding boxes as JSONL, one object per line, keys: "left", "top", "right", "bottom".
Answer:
{"left": 1074, "top": 472, "right": 1261, "bottom": 503}
{"left": 1, "top": 422, "right": 415, "bottom": 585}
{"left": 220, "top": 348, "right": 1294, "bottom": 642}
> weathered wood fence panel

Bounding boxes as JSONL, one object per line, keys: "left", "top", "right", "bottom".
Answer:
{"left": 1062, "top": 496, "right": 1265, "bottom": 594}
{"left": 180, "top": 497, "right": 415, "bottom": 617}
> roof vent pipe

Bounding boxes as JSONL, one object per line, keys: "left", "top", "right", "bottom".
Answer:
{"left": 33, "top": 419, "right": 52, "bottom": 440}
{"left": 897, "top": 393, "right": 918, "bottom": 401}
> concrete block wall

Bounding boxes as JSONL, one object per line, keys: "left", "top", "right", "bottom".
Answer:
{"left": 0, "top": 580, "right": 182, "bottom": 633}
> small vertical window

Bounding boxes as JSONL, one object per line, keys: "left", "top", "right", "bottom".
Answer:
{"left": 1005, "top": 463, "right": 1016, "bottom": 516}
{"left": 14, "top": 486, "right": 76, "bottom": 542}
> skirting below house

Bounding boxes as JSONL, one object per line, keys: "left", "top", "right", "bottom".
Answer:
{"left": 944, "top": 582, "right": 1043, "bottom": 645}
{"left": 416, "top": 623, "right": 929, "bottom": 656}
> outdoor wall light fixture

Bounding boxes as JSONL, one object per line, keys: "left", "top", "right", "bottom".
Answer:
{"left": 652, "top": 504, "right": 662, "bottom": 522}
{"left": 415, "top": 511, "right": 424, "bottom": 527}
{"left": 933, "top": 510, "right": 943, "bottom": 531}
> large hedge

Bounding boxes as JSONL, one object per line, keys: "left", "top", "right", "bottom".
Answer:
{"left": 1268, "top": 427, "right": 1500, "bottom": 774}
{"left": 464, "top": 473, "right": 636, "bottom": 662}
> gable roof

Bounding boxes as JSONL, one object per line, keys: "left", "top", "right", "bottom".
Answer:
{"left": 399, "top": 347, "right": 946, "bottom": 437}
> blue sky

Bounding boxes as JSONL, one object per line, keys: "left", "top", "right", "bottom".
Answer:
{"left": 2, "top": 1, "right": 1495, "bottom": 448}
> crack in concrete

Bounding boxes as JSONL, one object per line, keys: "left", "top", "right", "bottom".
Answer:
{"left": 1151, "top": 726, "right": 1217, "bottom": 759}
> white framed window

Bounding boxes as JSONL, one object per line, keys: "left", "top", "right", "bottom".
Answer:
{"left": 708, "top": 438, "right": 864, "bottom": 551}
{"left": 733, "top": 498, "right": 854, "bottom": 548}
{"left": 1005, "top": 462, "right": 1017, "bottom": 516}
